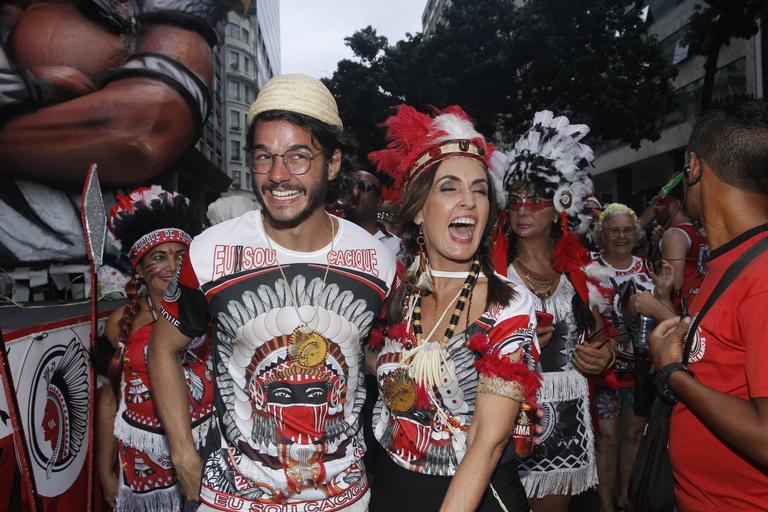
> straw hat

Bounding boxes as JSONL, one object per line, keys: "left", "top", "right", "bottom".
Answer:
{"left": 246, "top": 74, "right": 342, "bottom": 131}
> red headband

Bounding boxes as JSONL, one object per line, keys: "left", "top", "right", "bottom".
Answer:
{"left": 128, "top": 228, "right": 191, "bottom": 267}
{"left": 407, "top": 139, "right": 487, "bottom": 184}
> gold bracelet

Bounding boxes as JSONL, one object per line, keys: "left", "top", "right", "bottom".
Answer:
{"left": 606, "top": 350, "right": 617, "bottom": 370}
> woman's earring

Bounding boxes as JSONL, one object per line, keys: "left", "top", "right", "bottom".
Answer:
{"left": 408, "top": 225, "right": 434, "bottom": 292}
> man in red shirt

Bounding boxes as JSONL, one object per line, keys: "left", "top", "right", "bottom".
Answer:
{"left": 649, "top": 100, "right": 768, "bottom": 510}
{"left": 654, "top": 181, "right": 709, "bottom": 314}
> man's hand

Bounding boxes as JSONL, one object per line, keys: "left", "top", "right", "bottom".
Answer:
{"left": 649, "top": 259, "right": 675, "bottom": 300}
{"left": 648, "top": 316, "right": 691, "bottom": 370}
{"left": 173, "top": 449, "right": 203, "bottom": 502}
{"left": 630, "top": 291, "right": 657, "bottom": 317}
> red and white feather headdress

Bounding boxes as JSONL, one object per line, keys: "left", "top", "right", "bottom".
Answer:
{"left": 108, "top": 185, "right": 193, "bottom": 267}
{"left": 369, "top": 105, "right": 493, "bottom": 189}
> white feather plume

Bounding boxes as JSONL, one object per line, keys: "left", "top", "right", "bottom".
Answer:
{"left": 431, "top": 113, "right": 485, "bottom": 143}
{"left": 488, "top": 151, "right": 510, "bottom": 208}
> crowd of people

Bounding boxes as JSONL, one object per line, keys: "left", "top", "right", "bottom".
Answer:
{"left": 91, "top": 73, "right": 768, "bottom": 512}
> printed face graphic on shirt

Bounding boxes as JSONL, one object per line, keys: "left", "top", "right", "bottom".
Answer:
{"left": 266, "top": 380, "right": 331, "bottom": 443}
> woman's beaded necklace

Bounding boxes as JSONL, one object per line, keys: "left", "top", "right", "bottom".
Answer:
{"left": 402, "top": 258, "right": 481, "bottom": 388}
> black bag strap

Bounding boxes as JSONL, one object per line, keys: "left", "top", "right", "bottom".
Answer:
{"left": 682, "top": 234, "right": 768, "bottom": 364}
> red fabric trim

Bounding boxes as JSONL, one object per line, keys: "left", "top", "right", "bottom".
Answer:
{"left": 367, "top": 327, "right": 385, "bottom": 351}
{"left": 474, "top": 355, "right": 541, "bottom": 406}
{"left": 415, "top": 384, "right": 432, "bottom": 409}
{"left": 128, "top": 227, "right": 191, "bottom": 266}
{"left": 488, "top": 316, "right": 530, "bottom": 345}
{"left": 469, "top": 332, "right": 541, "bottom": 405}
{"left": 492, "top": 214, "right": 509, "bottom": 275}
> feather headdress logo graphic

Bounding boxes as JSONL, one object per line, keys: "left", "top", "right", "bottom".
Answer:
{"left": 27, "top": 336, "right": 89, "bottom": 489}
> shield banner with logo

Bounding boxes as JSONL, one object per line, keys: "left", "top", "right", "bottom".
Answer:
{"left": 2, "top": 312, "right": 108, "bottom": 508}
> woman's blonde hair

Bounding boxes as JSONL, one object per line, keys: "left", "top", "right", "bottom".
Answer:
{"left": 594, "top": 203, "right": 640, "bottom": 241}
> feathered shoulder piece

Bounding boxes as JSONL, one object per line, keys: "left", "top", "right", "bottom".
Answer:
{"left": 369, "top": 105, "right": 493, "bottom": 189}
{"left": 491, "top": 110, "right": 595, "bottom": 235}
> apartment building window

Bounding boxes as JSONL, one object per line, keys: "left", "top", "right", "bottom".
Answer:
{"left": 244, "top": 56, "right": 250, "bottom": 74}
{"left": 230, "top": 109, "right": 241, "bottom": 131}
{"left": 245, "top": 171, "right": 252, "bottom": 190}
{"left": 230, "top": 50, "right": 240, "bottom": 70}
{"left": 644, "top": 0, "right": 685, "bottom": 21}
{"left": 231, "top": 140, "right": 241, "bottom": 161}
{"left": 228, "top": 80, "right": 240, "bottom": 100}
{"left": 232, "top": 170, "right": 241, "bottom": 190}
{"left": 226, "top": 23, "right": 239, "bottom": 39}
{"left": 660, "top": 25, "right": 689, "bottom": 65}
{"left": 242, "top": 28, "right": 250, "bottom": 44}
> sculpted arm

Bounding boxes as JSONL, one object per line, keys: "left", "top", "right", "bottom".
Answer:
{"left": 1, "top": 11, "right": 211, "bottom": 186}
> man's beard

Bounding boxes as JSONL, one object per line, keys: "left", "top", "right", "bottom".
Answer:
{"left": 255, "top": 167, "right": 329, "bottom": 229}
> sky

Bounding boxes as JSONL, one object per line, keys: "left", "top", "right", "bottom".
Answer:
{"left": 279, "top": 0, "right": 427, "bottom": 80}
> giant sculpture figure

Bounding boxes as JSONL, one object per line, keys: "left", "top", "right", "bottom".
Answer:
{"left": 0, "top": 0, "right": 236, "bottom": 262}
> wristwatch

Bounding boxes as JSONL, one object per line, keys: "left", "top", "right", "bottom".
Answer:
{"left": 654, "top": 362, "right": 693, "bottom": 404}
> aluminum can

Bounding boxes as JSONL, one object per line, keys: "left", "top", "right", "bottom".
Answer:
{"left": 512, "top": 401, "right": 534, "bottom": 458}
{"left": 634, "top": 314, "right": 655, "bottom": 353}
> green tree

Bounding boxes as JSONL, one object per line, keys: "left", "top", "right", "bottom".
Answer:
{"left": 344, "top": 25, "right": 389, "bottom": 63}
{"left": 380, "top": 0, "right": 520, "bottom": 139}
{"left": 326, "top": 0, "right": 678, "bottom": 160}
{"left": 323, "top": 27, "right": 397, "bottom": 166}
{"left": 686, "top": 0, "right": 767, "bottom": 109}
{"left": 511, "top": 0, "right": 678, "bottom": 148}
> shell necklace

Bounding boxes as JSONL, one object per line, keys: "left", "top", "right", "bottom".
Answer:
{"left": 264, "top": 213, "right": 334, "bottom": 369}
{"left": 402, "top": 258, "right": 481, "bottom": 388}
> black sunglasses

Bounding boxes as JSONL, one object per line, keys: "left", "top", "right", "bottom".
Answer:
{"left": 356, "top": 181, "right": 379, "bottom": 193}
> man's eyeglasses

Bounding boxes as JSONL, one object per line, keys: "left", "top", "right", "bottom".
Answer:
{"left": 508, "top": 195, "right": 554, "bottom": 211}
{"left": 605, "top": 227, "right": 636, "bottom": 237}
{"left": 250, "top": 149, "right": 324, "bottom": 175}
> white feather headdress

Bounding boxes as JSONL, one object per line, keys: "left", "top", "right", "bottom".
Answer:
{"left": 491, "top": 110, "right": 595, "bottom": 234}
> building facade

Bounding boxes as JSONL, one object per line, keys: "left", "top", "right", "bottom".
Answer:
{"left": 592, "top": 0, "right": 763, "bottom": 209}
{"left": 422, "top": 0, "right": 452, "bottom": 35}
{"left": 197, "top": 0, "right": 280, "bottom": 196}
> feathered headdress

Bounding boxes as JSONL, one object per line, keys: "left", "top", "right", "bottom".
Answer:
{"left": 369, "top": 105, "right": 493, "bottom": 189}
{"left": 491, "top": 111, "right": 596, "bottom": 302}
{"left": 108, "top": 185, "right": 199, "bottom": 267}
{"left": 492, "top": 110, "right": 594, "bottom": 235}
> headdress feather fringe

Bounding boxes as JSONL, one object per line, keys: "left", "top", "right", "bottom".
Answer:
{"left": 370, "top": 105, "right": 493, "bottom": 189}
